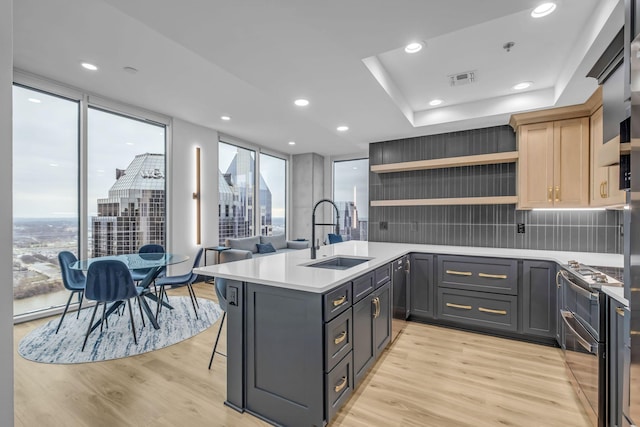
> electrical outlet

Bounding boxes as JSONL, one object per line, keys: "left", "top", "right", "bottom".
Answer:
{"left": 228, "top": 286, "right": 238, "bottom": 306}
{"left": 517, "top": 223, "right": 525, "bottom": 233}
{"left": 380, "top": 221, "right": 388, "bottom": 230}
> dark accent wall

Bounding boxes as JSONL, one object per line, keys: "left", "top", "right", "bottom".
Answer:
{"left": 369, "top": 125, "right": 623, "bottom": 254}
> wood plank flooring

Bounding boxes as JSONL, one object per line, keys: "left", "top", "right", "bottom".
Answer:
{"left": 14, "top": 282, "right": 591, "bottom": 427}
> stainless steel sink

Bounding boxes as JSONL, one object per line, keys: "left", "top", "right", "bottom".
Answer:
{"left": 305, "top": 256, "right": 372, "bottom": 270}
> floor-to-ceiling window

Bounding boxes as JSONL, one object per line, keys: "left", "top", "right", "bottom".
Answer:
{"left": 87, "top": 108, "right": 166, "bottom": 257}
{"left": 333, "top": 158, "right": 369, "bottom": 241}
{"left": 218, "top": 142, "right": 256, "bottom": 245}
{"left": 218, "top": 141, "right": 288, "bottom": 245}
{"left": 12, "top": 85, "right": 80, "bottom": 316}
{"left": 259, "top": 153, "right": 286, "bottom": 236}
{"left": 13, "top": 80, "right": 168, "bottom": 320}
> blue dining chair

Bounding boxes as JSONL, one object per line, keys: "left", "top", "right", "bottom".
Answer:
{"left": 82, "top": 259, "right": 144, "bottom": 351}
{"left": 154, "top": 248, "right": 204, "bottom": 319}
{"left": 131, "top": 244, "right": 165, "bottom": 284}
{"left": 56, "top": 251, "right": 87, "bottom": 334}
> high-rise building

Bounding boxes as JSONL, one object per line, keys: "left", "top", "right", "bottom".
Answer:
{"left": 218, "top": 152, "right": 273, "bottom": 245}
{"left": 92, "top": 153, "right": 165, "bottom": 256}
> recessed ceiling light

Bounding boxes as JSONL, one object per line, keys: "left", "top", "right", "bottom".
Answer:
{"left": 513, "top": 81, "right": 533, "bottom": 90}
{"left": 404, "top": 42, "right": 423, "bottom": 54}
{"left": 49, "top": 163, "right": 59, "bottom": 167}
{"left": 81, "top": 62, "right": 98, "bottom": 71}
{"left": 337, "top": 125, "right": 349, "bottom": 132}
{"left": 429, "top": 99, "right": 443, "bottom": 106}
{"left": 352, "top": 167, "right": 358, "bottom": 170}
{"left": 294, "top": 99, "right": 309, "bottom": 107}
{"left": 288, "top": 141, "right": 296, "bottom": 145}
{"left": 126, "top": 142, "right": 134, "bottom": 146}
{"left": 531, "top": 2, "right": 556, "bottom": 18}
{"left": 221, "top": 115, "right": 231, "bottom": 121}
{"left": 28, "top": 98, "right": 41, "bottom": 104}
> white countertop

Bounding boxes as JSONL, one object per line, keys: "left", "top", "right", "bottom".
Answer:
{"left": 601, "top": 285, "right": 629, "bottom": 306}
{"left": 194, "top": 241, "right": 624, "bottom": 294}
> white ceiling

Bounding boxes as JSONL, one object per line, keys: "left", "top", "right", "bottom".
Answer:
{"left": 12, "top": 0, "right": 623, "bottom": 157}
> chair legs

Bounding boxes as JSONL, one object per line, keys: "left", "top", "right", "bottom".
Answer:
{"left": 56, "top": 290, "right": 81, "bottom": 334}
{"left": 82, "top": 299, "right": 140, "bottom": 351}
{"left": 208, "top": 312, "right": 226, "bottom": 369}
{"left": 186, "top": 284, "right": 199, "bottom": 319}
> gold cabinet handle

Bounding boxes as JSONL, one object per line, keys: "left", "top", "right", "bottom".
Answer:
{"left": 556, "top": 270, "right": 562, "bottom": 288}
{"left": 334, "top": 331, "right": 347, "bottom": 345}
{"left": 616, "top": 307, "right": 625, "bottom": 317}
{"left": 603, "top": 180, "right": 608, "bottom": 198}
{"left": 446, "top": 302, "right": 472, "bottom": 310}
{"left": 478, "top": 273, "right": 508, "bottom": 279}
{"left": 446, "top": 270, "right": 472, "bottom": 276}
{"left": 547, "top": 187, "right": 553, "bottom": 202}
{"left": 555, "top": 185, "right": 560, "bottom": 202}
{"left": 334, "top": 376, "right": 348, "bottom": 393}
{"left": 333, "top": 295, "right": 346, "bottom": 306}
{"left": 478, "top": 307, "right": 507, "bottom": 315}
{"left": 600, "top": 181, "right": 605, "bottom": 199}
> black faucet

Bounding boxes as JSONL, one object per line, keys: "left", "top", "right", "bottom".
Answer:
{"left": 311, "top": 199, "right": 340, "bottom": 259}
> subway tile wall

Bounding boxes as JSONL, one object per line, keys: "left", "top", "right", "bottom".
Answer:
{"left": 369, "top": 125, "right": 623, "bottom": 254}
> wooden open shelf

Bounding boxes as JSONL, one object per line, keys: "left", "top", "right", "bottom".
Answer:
{"left": 370, "top": 196, "right": 518, "bottom": 207}
{"left": 370, "top": 151, "right": 518, "bottom": 174}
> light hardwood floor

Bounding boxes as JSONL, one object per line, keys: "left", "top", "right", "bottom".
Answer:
{"left": 14, "top": 282, "right": 591, "bottom": 427}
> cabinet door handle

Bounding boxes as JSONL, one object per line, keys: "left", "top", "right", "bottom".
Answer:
{"left": 446, "top": 269, "right": 472, "bottom": 276}
{"left": 603, "top": 180, "right": 608, "bottom": 198}
{"left": 600, "top": 181, "right": 605, "bottom": 198}
{"left": 478, "top": 307, "right": 507, "bottom": 315}
{"left": 555, "top": 185, "right": 560, "bottom": 202}
{"left": 478, "top": 273, "right": 507, "bottom": 279}
{"left": 548, "top": 187, "right": 553, "bottom": 202}
{"left": 446, "top": 302, "right": 472, "bottom": 310}
{"left": 556, "top": 270, "right": 562, "bottom": 288}
{"left": 334, "top": 331, "right": 347, "bottom": 345}
{"left": 333, "top": 295, "right": 346, "bottom": 306}
{"left": 616, "top": 307, "right": 625, "bottom": 317}
{"left": 334, "top": 376, "right": 348, "bottom": 393}
{"left": 372, "top": 297, "right": 380, "bottom": 318}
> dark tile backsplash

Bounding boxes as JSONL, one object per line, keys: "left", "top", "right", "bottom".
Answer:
{"left": 369, "top": 125, "right": 623, "bottom": 254}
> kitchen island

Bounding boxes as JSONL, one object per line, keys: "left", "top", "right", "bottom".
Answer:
{"left": 194, "top": 241, "right": 623, "bottom": 426}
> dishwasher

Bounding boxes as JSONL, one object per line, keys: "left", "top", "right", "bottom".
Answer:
{"left": 391, "top": 256, "right": 409, "bottom": 342}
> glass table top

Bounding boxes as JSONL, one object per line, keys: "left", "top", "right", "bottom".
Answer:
{"left": 70, "top": 253, "right": 189, "bottom": 271}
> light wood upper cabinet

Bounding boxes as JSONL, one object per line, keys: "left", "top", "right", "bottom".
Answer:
{"left": 517, "top": 117, "right": 589, "bottom": 209}
{"left": 590, "top": 106, "right": 626, "bottom": 206}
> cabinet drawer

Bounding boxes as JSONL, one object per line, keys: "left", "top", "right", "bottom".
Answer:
{"left": 353, "top": 272, "right": 374, "bottom": 302}
{"left": 374, "top": 264, "right": 391, "bottom": 288}
{"left": 438, "top": 256, "right": 517, "bottom": 295}
{"left": 325, "top": 353, "right": 353, "bottom": 423}
{"left": 437, "top": 288, "right": 518, "bottom": 332}
{"left": 324, "top": 282, "right": 352, "bottom": 321}
{"left": 325, "top": 308, "right": 353, "bottom": 372}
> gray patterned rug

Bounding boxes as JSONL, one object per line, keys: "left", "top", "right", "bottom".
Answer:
{"left": 18, "top": 296, "right": 222, "bottom": 364}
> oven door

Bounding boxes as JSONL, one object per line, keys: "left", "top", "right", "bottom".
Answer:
{"left": 561, "top": 309, "right": 605, "bottom": 426}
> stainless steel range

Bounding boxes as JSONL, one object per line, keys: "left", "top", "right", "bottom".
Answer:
{"left": 558, "top": 261, "right": 622, "bottom": 427}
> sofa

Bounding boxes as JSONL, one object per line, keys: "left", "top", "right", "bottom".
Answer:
{"left": 219, "top": 234, "right": 309, "bottom": 263}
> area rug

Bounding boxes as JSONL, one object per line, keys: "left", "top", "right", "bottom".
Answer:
{"left": 18, "top": 296, "right": 222, "bottom": 364}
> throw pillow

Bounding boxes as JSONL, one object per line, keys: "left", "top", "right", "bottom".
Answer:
{"left": 328, "top": 233, "right": 343, "bottom": 244}
{"left": 256, "top": 242, "right": 277, "bottom": 254}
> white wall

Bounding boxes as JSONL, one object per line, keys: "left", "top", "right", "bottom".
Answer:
{"left": 1, "top": 0, "right": 14, "bottom": 424}
{"left": 168, "top": 118, "right": 219, "bottom": 274}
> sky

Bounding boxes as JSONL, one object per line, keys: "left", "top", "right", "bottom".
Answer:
{"left": 334, "top": 158, "right": 369, "bottom": 219}
{"left": 13, "top": 85, "right": 165, "bottom": 218}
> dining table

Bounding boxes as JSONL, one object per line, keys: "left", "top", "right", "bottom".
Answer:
{"left": 70, "top": 252, "right": 190, "bottom": 331}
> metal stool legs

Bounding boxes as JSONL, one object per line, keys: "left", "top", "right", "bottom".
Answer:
{"left": 208, "top": 312, "right": 226, "bottom": 369}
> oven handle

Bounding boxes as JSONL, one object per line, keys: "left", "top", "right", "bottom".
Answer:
{"left": 560, "top": 310, "right": 595, "bottom": 354}
{"left": 559, "top": 270, "right": 599, "bottom": 301}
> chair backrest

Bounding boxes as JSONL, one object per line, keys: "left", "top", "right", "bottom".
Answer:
{"left": 187, "top": 248, "right": 205, "bottom": 285}
{"left": 58, "top": 251, "right": 86, "bottom": 290}
{"left": 215, "top": 278, "right": 227, "bottom": 312}
{"left": 85, "top": 260, "right": 137, "bottom": 302}
{"left": 139, "top": 244, "right": 165, "bottom": 254}
{"left": 328, "top": 233, "right": 343, "bottom": 244}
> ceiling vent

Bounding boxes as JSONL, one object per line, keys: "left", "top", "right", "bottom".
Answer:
{"left": 449, "top": 71, "right": 476, "bottom": 87}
